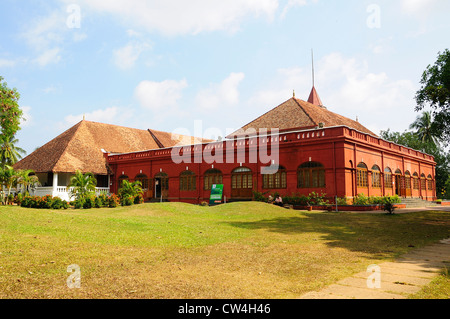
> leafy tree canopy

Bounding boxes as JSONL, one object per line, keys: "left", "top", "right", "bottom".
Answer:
{"left": 415, "top": 49, "right": 450, "bottom": 145}
{"left": 0, "top": 76, "right": 23, "bottom": 139}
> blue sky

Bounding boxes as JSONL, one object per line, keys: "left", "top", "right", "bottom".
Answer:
{"left": 1, "top": 0, "right": 449, "bottom": 155}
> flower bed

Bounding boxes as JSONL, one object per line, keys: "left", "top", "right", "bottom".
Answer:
{"left": 293, "top": 204, "right": 406, "bottom": 211}
{"left": 436, "top": 201, "right": 450, "bottom": 206}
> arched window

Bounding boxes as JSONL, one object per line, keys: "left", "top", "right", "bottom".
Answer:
{"left": 421, "top": 174, "right": 426, "bottom": 191}
{"left": 118, "top": 175, "right": 129, "bottom": 189}
{"left": 263, "top": 166, "right": 287, "bottom": 189}
{"left": 180, "top": 171, "right": 196, "bottom": 191}
{"left": 372, "top": 165, "right": 381, "bottom": 188}
{"left": 413, "top": 173, "right": 419, "bottom": 190}
{"left": 357, "top": 163, "right": 368, "bottom": 188}
{"left": 405, "top": 171, "right": 412, "bottom": 190}
{"left": 135, "top": 174, "right": 149, "bottom": 190}
{"left": 232, "top": 167, "right": 253, "bottom": 190}
{"left": 204, "top": 169, "right": 223, "bottom": 191}
{"left": 297, "top": 162, "right": 325, "bottom": 188}
{"left": 384, "top": 168, "right": 392, "bottom": 189}
{"left": 427, "top": 175, "right": 433, "bottom": 191}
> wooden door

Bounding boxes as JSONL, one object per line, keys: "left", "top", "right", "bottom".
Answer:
{"left": 231, "top": 168, "right": 253, "bottom": 200}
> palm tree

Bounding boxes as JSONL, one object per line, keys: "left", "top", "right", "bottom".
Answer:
{"left": 0, "top": 135, "right": 26, "bottom": 167}
{"left": 16, "top": 169, "right": 40, "bottom": 195}
{"left": 118, "top": 180, "right": 143, "bottom": 201}
{"left": 0, "top": 165, "right": 18, "bottom": 205}
{"left": 68, "top": 170, "right": 97, "bottom": 201}
{"left": 409, "top": 111, "right": 441, "bottom": 148}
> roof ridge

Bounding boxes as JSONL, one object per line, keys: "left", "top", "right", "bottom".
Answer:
{"left": 228, "top": 97, "right": 295, "bottom": 137}
{"left": 293, "top": 98, "right": 318, "bottom": 126}
{"left": 82, "top": 120, "right": 149, "bottom": 133}
{"left": 148, "top": 129, "right": 165, "bottom": 149}
{"left": 52, "top": 120, "right": 87, "bottom": 172}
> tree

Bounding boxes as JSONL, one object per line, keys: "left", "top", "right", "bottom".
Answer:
{"left": 0, "top": 165, "right": 18, "bottom": 205}
{"left": 16, "top": 169, "right": 40, "bottom": 195}
{"left": 0, "top": 135, "right": 26, "bottom": 167}
{"left": 409, "top": 111, "right": 441, "bottom": 147}
{"left": 0, "top": 76, "right": 24, "bottom": 169}
{"left": 415, "top": 49, "right": 450, "bottom": 145}
{"left": 68, "top": 170, "right": 97, "bottom": 201}
{"left": 0, "top": 76, "right": 23, "bottom": 140}
{"left": 380, "top": 129, "right": 450, "bottom": 198}
{"left": 118, "top": 180, "right": 143, "bottom": 205}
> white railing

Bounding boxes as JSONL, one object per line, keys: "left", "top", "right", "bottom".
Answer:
{"left": 30, "top": 187, "right": 111, "bottom": 201}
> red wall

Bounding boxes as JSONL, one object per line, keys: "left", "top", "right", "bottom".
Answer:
{"left": 107, "top": 126, "right": 437, "bottom": 203}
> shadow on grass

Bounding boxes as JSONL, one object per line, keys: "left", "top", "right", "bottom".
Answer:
{"left": 222, "top": 211, "right": 450, "bottom": 258}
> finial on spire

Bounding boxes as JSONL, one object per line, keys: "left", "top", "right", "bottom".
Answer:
{"left": 293, "top": 90, "right": 296, "bottom": 98}
{"left": 83, "top": 114, "right": 85, "bottom": 121}
{"left": 311, "top": 48, "right": 315, "bottom": 88}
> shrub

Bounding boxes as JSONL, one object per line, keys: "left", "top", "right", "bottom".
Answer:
{"left": 83, "top": 195, "right": 95, "bottom": 209}
{"left": 336, "top": 196, "right": 349, "bottom": 205}
{"left": 108, "top": 194, "right": 120, "bottom": 208}
{"left": 134, "top": 193, "right": 144, "bottom": 205}
{"left": 74, "top": 198, "right": 85, "bottom": 210}
{"left": 40, "top": 195, "right": 53, "bottom": 209}
{"left": 51, "top": 197, "right": 64, "bottom": 210}
{"left": 353, "top": 193, "right": 369, "bottom": 206}
{"left": 308, "top": 192, "right": 328, "bottom": 206}
{"left": 94, "top": 196, "right": 103, "bottom": 208}
{"left": 98, "top": 194, "right": 109, "bottom": 207}
{"left": 383, "top": 196, "right": 399, "bottom": 214}
{"left": 283, "top": 194, "right": 309, "bottom": 206}
{"left": 121, "top": 196, "right": 134, "bottom": 206}
{"left": 253, "top": 191, "right": 270, "bottom": 203}
{"left": 14, "top": 193, "right": 24, "bottom": 206}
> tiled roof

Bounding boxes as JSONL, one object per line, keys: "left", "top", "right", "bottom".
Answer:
{"left": 228, "top": 97, "right": 376, "bottom": 137}
{"left": 14, "top": 121, "right": 209, "bottom": 175}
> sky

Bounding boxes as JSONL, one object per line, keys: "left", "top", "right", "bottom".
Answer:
{"left": 1, "top": 0, "right": 449, "bottom": 156}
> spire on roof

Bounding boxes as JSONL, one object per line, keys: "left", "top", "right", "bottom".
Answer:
{"left": 307, "top": 86, "right": 323, "bottom": 107}
{"left": 307, "top": 49, "right": 325, "bottom": 107}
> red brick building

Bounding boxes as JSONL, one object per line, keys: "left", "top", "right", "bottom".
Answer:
{"left": 106, "top": 88, "right": 437, "bottom": 204}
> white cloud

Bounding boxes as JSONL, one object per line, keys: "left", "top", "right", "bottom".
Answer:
{"left": 401, "top": 0, "right": 438, "bottom": 15}
{"left": 34, "top": 48, "right": 62, "bottom": 67}
{"left": 134, "top": 79, "right": 188, "bottom": 111}
{"left": 112, "top": 41, "right": 151, "bottom": 70}
{"left": 196, "top": 72, "right": 245, "bottom": 109}
{"left": 280, "top": 0, "right": 311, "bottom": 18}
{"left": 249, "top": 67, "right": 311, "bottom": 108}
{"left": 20, "top": 106, "right": 33, "bottom": 127}
{"left": 247, "top": 53, "right": 417, "bottom": 136}
{"left": 69, "top": 0, "right": 279, "bottom": 35}
{"left": 21, "top": 6, "right": 86, "bottom": 66}
{"left": 59, "top": 106, "right": 135, "bottom": 130}
{"left": 0, "top": 58, "right": 17, "bottom": 68}
{"left": 315, "top": 53, "right": 417, "bottom": 134}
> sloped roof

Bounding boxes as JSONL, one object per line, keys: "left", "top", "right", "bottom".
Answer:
{"left": 14, "top": 120, "right": 209, "bottom": 175}
{"left": 228, "top": 96, "right": 376, "bottom": 137}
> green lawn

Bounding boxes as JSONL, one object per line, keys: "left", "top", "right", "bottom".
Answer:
{"left": 0, "top": 202, "right": 449, "bottom": 299}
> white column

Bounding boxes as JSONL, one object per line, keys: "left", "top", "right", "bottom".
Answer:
{"left": 52, "top": 173, "right": 58, "bottom": 197}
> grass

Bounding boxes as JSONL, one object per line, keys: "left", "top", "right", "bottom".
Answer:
{"left": 0, "top": 202, "right": 449, "bottom": 299}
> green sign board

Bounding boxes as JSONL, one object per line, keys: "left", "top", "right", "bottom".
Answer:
{"left": 209, "top": 184, "right": 224, "bottom": 206}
